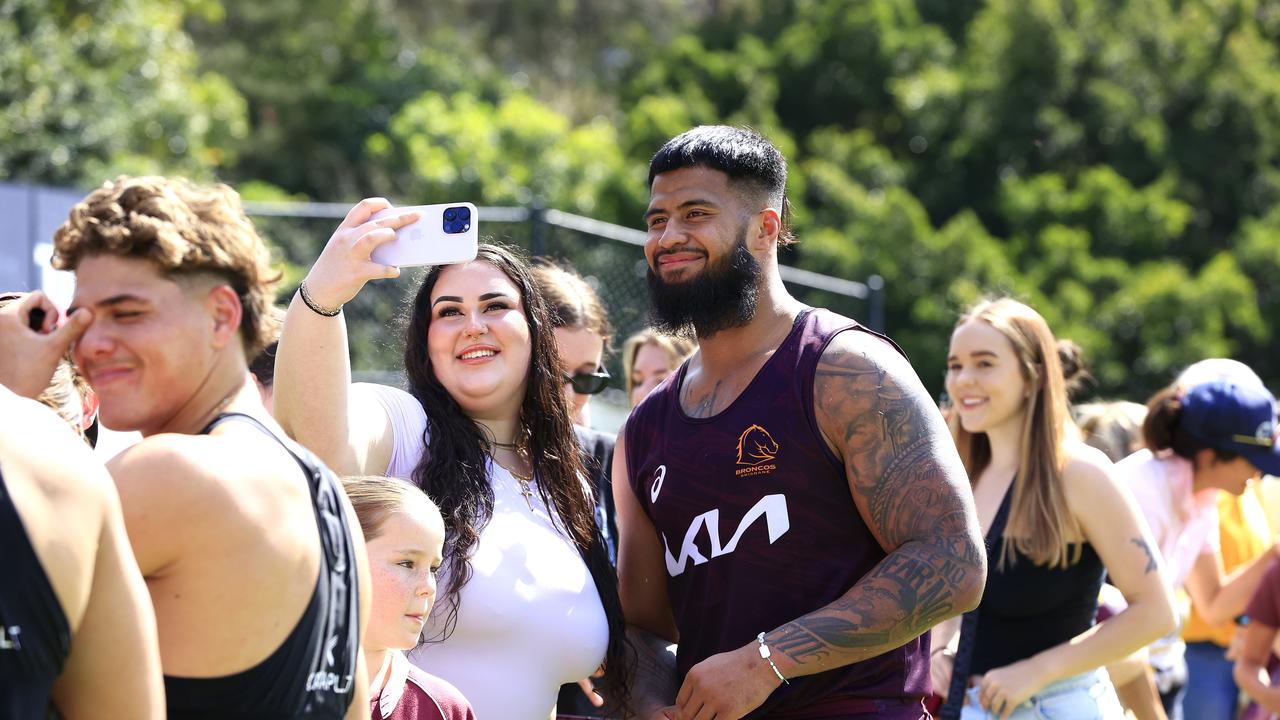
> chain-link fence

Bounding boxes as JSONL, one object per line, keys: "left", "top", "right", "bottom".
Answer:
{"left": 246, "top": 201, "right": 885, "bottom": 432}
{"left": 1, "top": 185, "right": 883, "bottom": 433}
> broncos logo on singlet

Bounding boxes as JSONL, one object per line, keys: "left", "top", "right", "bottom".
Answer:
{"left": 736, "top": 424, "right": 779, "bottom": 466}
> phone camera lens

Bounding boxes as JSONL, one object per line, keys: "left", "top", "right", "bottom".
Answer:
{"left": 444, "top": 209, "right": 457, "bottom": 222}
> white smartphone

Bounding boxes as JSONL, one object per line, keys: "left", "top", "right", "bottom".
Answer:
{"left": 368, "top": 202, "right": 479, "bottom": 267}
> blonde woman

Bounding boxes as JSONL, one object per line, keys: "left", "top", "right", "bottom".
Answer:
{"left": 620, "top": 328, "right": 694, "bottom": 408}
{"left": 935, "top": 298, "right": 1176, "bottom": 719}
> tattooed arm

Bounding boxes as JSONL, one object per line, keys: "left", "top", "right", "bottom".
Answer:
{"left": 765, "top": 331, "right": 985, "bottom": 669}
{"left": 671, "top": 331, "right": 985, "bottom": 719}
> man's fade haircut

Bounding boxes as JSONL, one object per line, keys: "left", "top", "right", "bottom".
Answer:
{"left": 647, "top": 125, "right": 796, "bottom": 245}
{"left": 51, "top": 176, "right": 281, "bottom": 357}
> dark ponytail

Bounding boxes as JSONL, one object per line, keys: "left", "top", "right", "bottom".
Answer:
{"left": 1143, "top": 385, "right": 1240, "bottom": 461}
{"left": 1057, "top": 339, "right": 1089, "bottom": 400}
{"left": 1143, "top": 386, "right": 1185, "bottom": 455}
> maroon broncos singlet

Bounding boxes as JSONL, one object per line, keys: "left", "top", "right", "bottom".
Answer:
{"left": 625, "top": 308, "right": 930, "bottom": 719}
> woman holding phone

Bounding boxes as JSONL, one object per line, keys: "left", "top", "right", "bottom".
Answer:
{"left": 273, "top": 199, "right": 627, "bottom": 720}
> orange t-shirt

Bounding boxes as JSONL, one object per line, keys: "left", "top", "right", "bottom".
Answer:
{"left": 1181, "top": 485, "right": 1273, "bottom": 646}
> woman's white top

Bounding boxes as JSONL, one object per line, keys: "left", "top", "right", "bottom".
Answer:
{"left": 358, "top": 383, "right": 609, "bottom": 720}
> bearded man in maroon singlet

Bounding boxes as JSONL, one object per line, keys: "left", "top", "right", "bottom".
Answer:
{"left": 613, "top": 126, "right": 987, "bottom": 719}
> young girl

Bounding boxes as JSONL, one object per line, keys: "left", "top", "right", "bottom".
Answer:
{"left": 935, "top": 298, "right": 1176, "bottom": 719}
{"left": 343, "top": 475, "right": 475, "bottom": 720}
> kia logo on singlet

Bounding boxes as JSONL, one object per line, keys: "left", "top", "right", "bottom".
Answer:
{"left": 735, "top": 424, "right": 779, "bottom": 478}
{"left": 662, "top": 494, "right": 791, "bottom": 577}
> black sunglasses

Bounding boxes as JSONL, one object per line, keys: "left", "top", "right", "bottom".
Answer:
{"left": 563, "top": 367, "right": 611, "bottom": 395}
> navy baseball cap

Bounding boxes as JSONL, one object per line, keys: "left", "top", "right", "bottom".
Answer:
{"left": 1182, "top": 379, "right": 1280, "bottom": 476}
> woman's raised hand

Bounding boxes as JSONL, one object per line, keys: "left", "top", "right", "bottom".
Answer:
{"left": 302, "top": 198, "right": 419, "bottom": 308}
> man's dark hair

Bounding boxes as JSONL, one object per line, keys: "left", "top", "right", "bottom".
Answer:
{"left": 648, "top": 125, "right": 795, "bottom": 245}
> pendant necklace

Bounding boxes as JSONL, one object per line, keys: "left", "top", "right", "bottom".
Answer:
{"left": 507, "top": 464, "right": 536, "bottom": 511}
{"left": 492, "top": 439, "right": 535, "bottom": 511}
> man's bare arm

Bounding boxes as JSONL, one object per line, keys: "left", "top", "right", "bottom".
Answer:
{"left": 766, "top": 332, "right": 986, "bottom": 676}
{"left": 0, "top": 389, "right": 164, "bottom": 718}
{"left": 612, "top": 428, "right": 680, "bottom": 718}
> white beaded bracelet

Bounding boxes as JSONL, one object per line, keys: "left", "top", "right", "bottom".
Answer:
{"left": 756, "top": 632, "right": 790, "bottom": 685}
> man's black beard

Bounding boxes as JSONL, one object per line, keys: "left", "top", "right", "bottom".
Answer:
{"left": 646, "top": 227, "right": 761, "bottom": 339}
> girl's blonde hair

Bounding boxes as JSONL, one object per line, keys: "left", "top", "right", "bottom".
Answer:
{"left": 949, "top": 298, "right": 1079, "bottom": 569}
{"left": 341, "top": 475, "right": 440, "bottom": 542}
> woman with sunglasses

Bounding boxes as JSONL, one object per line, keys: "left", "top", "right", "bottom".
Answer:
{"left": 273, "top": 200, "right": 628, "bottom": 720}
{"left": 530, "top": 260, "right": 613, "bottom": 425}
{"left": 530, "top": 260, "right": 622, "bottom": 718}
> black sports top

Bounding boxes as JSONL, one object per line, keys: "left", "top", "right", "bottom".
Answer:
{"left": 163, "top": 413, "right": 360, "bottom": 719}
{"left": 0, "top": 465, "right": 72, "bottom": 719}
{"left": 967, "top": 488, "right": 1107, "bottom": 675}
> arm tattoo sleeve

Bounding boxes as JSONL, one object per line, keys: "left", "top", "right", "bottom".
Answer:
{"left": 769, "top": 336, "right": 985, "bottom": 670}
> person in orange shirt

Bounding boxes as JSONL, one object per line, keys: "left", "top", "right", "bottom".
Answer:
{"left": 1184, "top": 488, "right": 1274, "bottom": 718}
{"left": 1174, "top": 360, "right": 1276, "bottom": 719}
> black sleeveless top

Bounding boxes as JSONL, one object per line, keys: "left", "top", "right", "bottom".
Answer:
{"left": 0, "top": 466, "right": 72, "bottom": 719}
{"left": 940, "top": 485, "right": 1106, "bottom": 717}
{"left": 163, "top": 413, "right": 360, "bottom": 719}
{"left": 969, "top": 495, "right": 1106, "bottom": 674}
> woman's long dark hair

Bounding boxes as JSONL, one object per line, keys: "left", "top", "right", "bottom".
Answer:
{"left": 403, "top": 243, "right": 628, "bottom": 712}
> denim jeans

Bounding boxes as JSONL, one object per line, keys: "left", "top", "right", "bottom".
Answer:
{"left": 959, "top": 669, "right": 1125, "bottom": 719}
{"left": 1183, "top": 640, "right": 1239, "bottom": 720}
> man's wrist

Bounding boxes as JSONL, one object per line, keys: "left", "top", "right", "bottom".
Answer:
{"left": 751, "top": 634, "right": 789, "bottom": 689}
{"left": 3, "top": 365, "right": 53, "bottom": 401}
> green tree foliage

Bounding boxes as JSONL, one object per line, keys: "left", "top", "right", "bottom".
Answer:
{"left": 183, "top": 0, "right": 510, "bottom": 201}
{"left": 0, "top": 0, "right": 247, "bottom": 185}
{"left": 610, "top": 0, "right": 1280, "bottom": 398}
{"left": 373, "top": 90, "right": 642, "bottom": 219}
{"left": 12, "top": 0, "right": 1280, "bottom": 398}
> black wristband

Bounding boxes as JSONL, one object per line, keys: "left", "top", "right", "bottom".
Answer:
{"left": 298, "top": 281, "right": 341, "bottom": 317}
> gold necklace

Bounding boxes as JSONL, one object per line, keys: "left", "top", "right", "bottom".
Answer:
{"left": 495, "top": 449, "right": 536, "bottom": 511}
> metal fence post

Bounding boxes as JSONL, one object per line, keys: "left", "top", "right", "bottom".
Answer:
{"left": 530, "top": 201, "right": 547, "bottom": 258}
{"left": 868, "top": 274, "right": 885, "bottom": 332}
